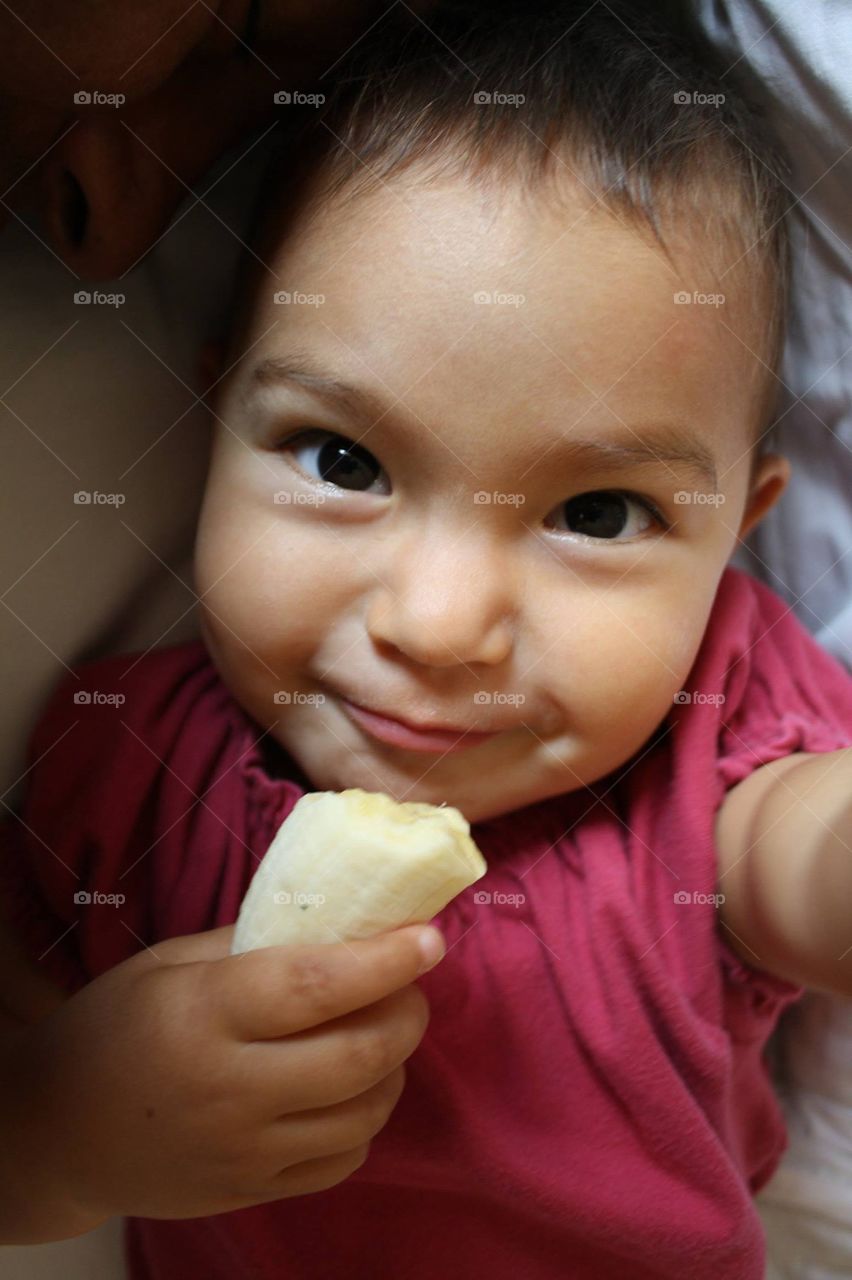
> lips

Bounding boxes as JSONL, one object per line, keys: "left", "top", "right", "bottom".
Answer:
{"left": 340, "top": 697, "right": 499, "bottom": 754}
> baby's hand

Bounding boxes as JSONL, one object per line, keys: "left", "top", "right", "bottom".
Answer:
{"left": 7, "top": 921, "right": 441, "bottom": 1224}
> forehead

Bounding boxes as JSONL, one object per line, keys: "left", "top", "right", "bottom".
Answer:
{"left": 247, "top": 170, "right": 766, "bottom": 465}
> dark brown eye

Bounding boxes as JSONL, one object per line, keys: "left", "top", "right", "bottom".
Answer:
{"left": 282, "top": 430, "right": 390, "bottom": 494}
{"left": 548, "top": 490, "right": 660, "bottom": 539}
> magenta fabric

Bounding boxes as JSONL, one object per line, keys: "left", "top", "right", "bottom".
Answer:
{"left": 4, "top": 565, "right": 852, "bottom": 1278}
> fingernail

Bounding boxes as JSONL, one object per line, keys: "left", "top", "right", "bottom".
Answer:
{"left": 60, "top": 171, "right": 88, "bottom": 248}
{"left": 417, "top": 926, "right": 445, "bottom": 973}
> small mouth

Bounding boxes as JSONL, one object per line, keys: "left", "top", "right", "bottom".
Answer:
{"left": 341, "top": 698, "right": 498, "bottom": 754}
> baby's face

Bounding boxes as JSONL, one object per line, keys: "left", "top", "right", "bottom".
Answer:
{"left": 195, "top": 170, "right": 785, "bottom": 823}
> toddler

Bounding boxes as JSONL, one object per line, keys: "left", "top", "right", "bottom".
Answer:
{"left": 4, "top": 2, "right": 852, "bottom": 1276}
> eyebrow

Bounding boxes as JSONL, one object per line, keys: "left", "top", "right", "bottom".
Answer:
{"left": 539, "top": 432, "right": 719, "bottom": 489}
{"left": 250, "top": 355, "right": 719, "bottom": 490}
{"left": 252, "top": 356, "right": 389, "bottom": 427}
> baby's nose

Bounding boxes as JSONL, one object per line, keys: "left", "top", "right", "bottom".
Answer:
{"left": 365, "top": 539, "right": 515, "bottom": 669}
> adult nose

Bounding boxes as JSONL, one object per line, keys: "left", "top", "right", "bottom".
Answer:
{"left": 366, "top": 530, "right": 516, "bottom": 669}
{"left": 37, "top": 56, "right": 275, "bottom": 280}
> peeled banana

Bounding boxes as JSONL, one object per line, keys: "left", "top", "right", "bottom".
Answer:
{"left": 231, "top": 788, "right": 487, "bottom": 954}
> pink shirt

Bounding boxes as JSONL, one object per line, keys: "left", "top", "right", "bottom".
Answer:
{"left": 4, "top": 566, "right": 852, "bottom": 1278}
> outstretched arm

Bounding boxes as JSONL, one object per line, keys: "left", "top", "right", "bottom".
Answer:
{"left": 715, "top": 748, "right": 852, "bottom": 995}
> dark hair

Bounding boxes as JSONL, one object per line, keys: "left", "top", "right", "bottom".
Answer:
{"left": 239, "top": 0, "right": 791, "bottom": 428}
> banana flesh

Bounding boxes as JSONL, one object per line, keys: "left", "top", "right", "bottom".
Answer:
{"left": 231, "top": 788, "right": 487, "bottom": 953}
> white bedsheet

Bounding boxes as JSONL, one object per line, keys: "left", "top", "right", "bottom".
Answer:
{"left": 691, "top": 0, "right": 852, "bottom": 667}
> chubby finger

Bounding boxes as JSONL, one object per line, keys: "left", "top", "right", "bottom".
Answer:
{"left": 135, "top": 924, "right": 238, "bottom": 969}
{"left": 241, "top": 985, "right": 428, "bottom": 1113}
{"left": 209, "top": 924, "right": 444, "bottom": 1042}
{"left": 261, "top": 1065, "right": 407, "bottom": 1165}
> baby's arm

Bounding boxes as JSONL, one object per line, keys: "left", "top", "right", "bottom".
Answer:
{"left": 715, "top": 748, "right": 852, "bottom": 994}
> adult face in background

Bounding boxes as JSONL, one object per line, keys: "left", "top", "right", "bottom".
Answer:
{"left": 0, "top": 0, "right": 396, "bottom": 279}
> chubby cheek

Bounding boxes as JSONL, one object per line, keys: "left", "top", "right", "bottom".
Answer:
{"left": 194, "top": 486, "right": 343, "bottom": 720}
{"left": 551, "top": 583, "right": 717, "bottom": 776}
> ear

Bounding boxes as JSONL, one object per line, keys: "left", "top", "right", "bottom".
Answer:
{"left": 737, "top": 451, "right": 791, "bottom": 541}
